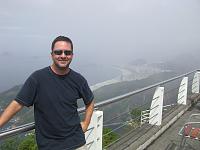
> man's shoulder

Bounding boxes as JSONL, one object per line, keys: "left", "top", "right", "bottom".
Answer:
{"left": 70, "top": 69, "right": 87, "bottom": 82}
{"left": 31, "top": 67, "right": 49, "bottom": 78}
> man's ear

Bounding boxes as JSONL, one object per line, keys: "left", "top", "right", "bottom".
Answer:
{"left": 50, "top": 52, "right": 53, "bottom": 59}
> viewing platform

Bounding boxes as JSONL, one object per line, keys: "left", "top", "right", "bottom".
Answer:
{"left": 148, "top": 101, "right": 200, "bottom": 150}
{"left": 105, "top": 94, "right": 200, "bottom": 150}
{"left": 1, "top": 69, "right": 200, "bottom": 150}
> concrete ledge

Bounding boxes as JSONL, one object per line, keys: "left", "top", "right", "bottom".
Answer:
{"left": 134, "top": 94, "right": 200, "bottom": 150}
{"left": 136, "top": 105, "right": 190, "bottom": 150}
{"left": 107, "top": 94, "right": 200, "bottom": 150}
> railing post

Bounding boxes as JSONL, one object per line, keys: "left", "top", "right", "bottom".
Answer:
{"left": 192, "top": 71, "right": 200, "bottom": 93}
{"left": 177, "top": 77, "right": 188, "bottom": 105}
{"left": 149, "top": 86, "right": 164, "bottom": 126}
{"left": 85, "top": 110, "right": 103, "bottom": 150}
{"left": 141, "top": 110, "right": 150, "bottom": 125}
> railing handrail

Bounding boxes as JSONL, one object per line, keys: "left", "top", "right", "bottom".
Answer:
{"left": 0, "top": 122, "right": 34, "bottom": 140}
{"left": 0, "top": 69, "right": 198, "bottom": 140}
{"left": 92, "top": 69, "right": 196, "bottom": 109}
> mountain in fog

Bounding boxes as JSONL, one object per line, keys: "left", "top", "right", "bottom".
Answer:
{"left": 129, "top": 59, "right": 147, "bottom": 66}
{"left": 165, "top": 49, "right": 200, "bottom": 73}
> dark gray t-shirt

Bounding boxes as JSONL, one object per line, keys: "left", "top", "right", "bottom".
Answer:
{"left": 15, "top": 67, "right": 94, "bottom": 150}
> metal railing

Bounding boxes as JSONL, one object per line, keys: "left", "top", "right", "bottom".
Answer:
{"left": 0, "top": 69, "right": 199, "bottom": 145}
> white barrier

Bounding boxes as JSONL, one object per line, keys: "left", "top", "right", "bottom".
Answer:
{"left": 192, "top": 72, "right": 200, "bottom": 93}
{"left": 149, "top": 87, "right": 164, "bottom": 126}
{"left": 85, "top": 110, "right": 103, "bottom": 150}
{"left": 177, "top": 77, "right": 188, "bottom": 105}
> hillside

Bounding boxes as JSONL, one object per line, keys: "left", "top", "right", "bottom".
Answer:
{"left": 0, "top": 70, "right": 178, "bottom": 131}
{"left": 93, "top": 71, "right": 177, "bottom": 102}
{"left": 0, "top": 85, "right": 34, "bottom": 130}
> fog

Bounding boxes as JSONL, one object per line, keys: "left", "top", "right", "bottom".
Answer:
{"left": 0, "top": 0, "right": 200, "bottom": 92}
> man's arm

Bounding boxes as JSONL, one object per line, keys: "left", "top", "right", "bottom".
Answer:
{"left": 81, "top": 100, "right": 94, "bottom": 133}
{"left": 0, "top": 100, "right": 23, "bottom": 127}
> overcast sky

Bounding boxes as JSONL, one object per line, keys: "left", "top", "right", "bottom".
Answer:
{"left": 0, "top": 0, "right": 200, "bottom": 92}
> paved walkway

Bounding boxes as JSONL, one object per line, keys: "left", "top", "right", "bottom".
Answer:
{"left": 147, "top": 104, "right": 200, "bottom": 150}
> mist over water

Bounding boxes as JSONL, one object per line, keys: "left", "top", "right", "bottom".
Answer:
{"left": 75, "top": 65, "right": 121, "bottom": 86}
{"left": 0, "top": 61, "right": 121, "bottom": 93}
{"left": 0, "top": 0, "right": 200, "bottom": 92}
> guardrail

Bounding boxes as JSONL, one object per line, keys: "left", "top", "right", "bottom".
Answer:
{"left": 0, "top": 69, "right": 199, "bottom": 150}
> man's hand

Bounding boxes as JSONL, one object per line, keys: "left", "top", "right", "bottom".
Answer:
{"left": 81, "top": 121, "right": 88, "bottom": 133}
{"left": 81, "top": 101, "right": 94, "bottom": 133}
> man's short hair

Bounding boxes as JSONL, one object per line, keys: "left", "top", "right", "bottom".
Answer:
{"left": 51, "top": 36, "right": 73, "bottom": 50}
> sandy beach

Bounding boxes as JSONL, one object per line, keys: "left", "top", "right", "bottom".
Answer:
{"left": 90, "top": 65, "right": 164, "bottom": 91}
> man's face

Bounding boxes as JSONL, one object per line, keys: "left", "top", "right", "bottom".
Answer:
{"left": 51, "top": 41, "right": 73, "bottom": 69}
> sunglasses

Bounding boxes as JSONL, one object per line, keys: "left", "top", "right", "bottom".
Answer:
{"left": 53, "top": 50, "right": 73, "bottom": 56}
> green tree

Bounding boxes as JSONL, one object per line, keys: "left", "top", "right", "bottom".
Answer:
{"left": 18, "top": 134, "right": 38, "bottom": 150}
{"left": 0, "top": 137, "right": 19, "bottom": 150}
{"left": 103, "top": 128, "right": 119, "bottom": 148}
{"left": 130, "top": 108, "right": 141, "bottom": 121}
{"left": 126, "top": 108, "right": 142, "bottom": 128}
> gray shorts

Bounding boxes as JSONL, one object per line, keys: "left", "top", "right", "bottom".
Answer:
{"left": 75, "top": 144, "right": 88, "bottom": 150}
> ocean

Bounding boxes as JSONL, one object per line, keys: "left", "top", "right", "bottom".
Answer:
{"left": 74, "top": 64, "right": 121, "bottom": 86}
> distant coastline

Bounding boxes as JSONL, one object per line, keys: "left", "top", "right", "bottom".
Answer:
{"left": 0, "top": 64, "right": 168, "bottom": 94}
{"left": 90, "top": 64, "right": 170, "bottom": 91}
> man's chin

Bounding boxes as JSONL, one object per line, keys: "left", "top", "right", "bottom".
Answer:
{"left": 55, "top": 64, "right": 69, "bottom": 69}
{"left": 59, "top": 65, "right": 68, "bottom": 69}
{"left": 53, "top": 61, "right": 71, "bottom": 69}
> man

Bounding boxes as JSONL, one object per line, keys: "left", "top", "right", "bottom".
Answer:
{"left": 0, "top": 36, "right": 94, "bottom": 150}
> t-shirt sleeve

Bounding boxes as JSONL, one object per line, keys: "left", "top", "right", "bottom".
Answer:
{"left": 79, "top": 80, "right": 94, "bottom": 105}
{"left": 15, "top": 76, "right": 37, "bottom": 107}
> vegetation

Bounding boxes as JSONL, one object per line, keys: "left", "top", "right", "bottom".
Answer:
{"left": 1, "top": 128, "right": 119, "bottom": 149}
{"left": 127, "top": 108, "right": 142, "bottom": 128}
{"left": 103, "top": 128, "right": 119, "bottom": 148}
{"left": 0, "top": 133, "right": 37, "bottom": 150}
{"left": 0, "top": 137, "right": 20, "bottom": 150}
{"left": 130, "top": 107, "right": 142, "bottom": 121}
{"left": 18, "top": 134, "right": 38, "bottom": 150}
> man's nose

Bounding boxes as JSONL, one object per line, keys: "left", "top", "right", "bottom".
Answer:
{"left": 60, "top": 52, "right": 67, "bottom": 58}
